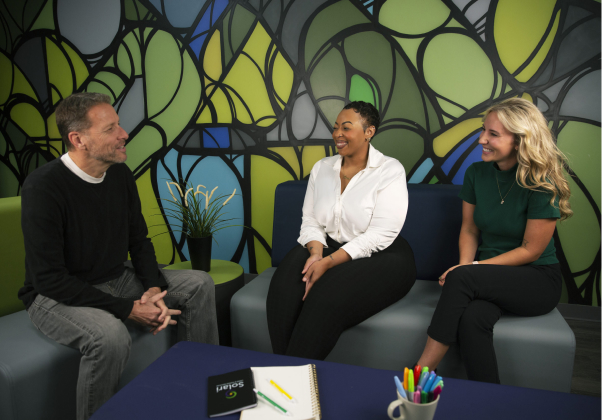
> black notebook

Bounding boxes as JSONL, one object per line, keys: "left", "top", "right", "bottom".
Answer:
{"left": 207, "top": 368, "right": 258, "bottom": 417}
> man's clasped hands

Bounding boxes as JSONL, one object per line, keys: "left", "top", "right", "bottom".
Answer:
{"left": 127, "top": 287, "right": 181, "bottom": 334}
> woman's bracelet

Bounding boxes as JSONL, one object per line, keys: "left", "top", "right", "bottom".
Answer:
{"left": 472, "top": 261, "right": 479, "bottom": 265}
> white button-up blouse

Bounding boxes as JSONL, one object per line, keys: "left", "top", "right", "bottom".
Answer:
{"left": 297, "top": 144, "right": 409, "bottom": 260}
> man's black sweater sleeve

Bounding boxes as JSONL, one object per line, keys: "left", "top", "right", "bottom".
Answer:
{"left": 21, "top": 183, "right": 134, "bottom": 321}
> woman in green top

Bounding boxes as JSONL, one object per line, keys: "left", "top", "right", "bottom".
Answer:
{"left": 416, "top": 98, "right": 572, "bottom": 383}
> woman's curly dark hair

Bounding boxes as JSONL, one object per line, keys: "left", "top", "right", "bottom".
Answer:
{"left": 343, "top": 101, "right": 380, "bottom": 136}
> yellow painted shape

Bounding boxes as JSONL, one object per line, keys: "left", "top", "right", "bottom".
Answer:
{"left": 47, "top": 112, "right": 60, "bottom": 138}
{"left": 213, "top": 87, "right": 233, "bottom": 124}
{"left": 49, "top": 140, "right": 63, "bottom": 158}
{"left": 437, "top": 97, "right": 465, "bottom": 118}
{"left": 393, "top": 37, "right": 423, "bottom": 69}
{"left": 125, "top": 125, "right": 163, "bottom": 172}
{"left": 11, "top": 103, "right": 45, "bottom": 137}
{"left": 197, "top": 104, "right": 214, "bottom": 124}
{"left": 13, "top": 65, "right": 38, "bottom": 101}
{"left": 34, "top": 139, "right": 62, "bottom": 158}
{"left": 86, "top": 81, "right": 114, "bottom": 99}
{"left": 272, "top": 52, "right": 294, "bottom": 108}
{"left": 51, "top": 87, "right": 61, "bottom": 105}
{"left": 269, "top": 147, "right": 300, "bottom": 178}
{"left": 521, "top": 93, "right": 533, "bottom": 103}
{"left": 94, "top": 71, "right": 126, "bottom": 98}
{"left": 494, "top": 0, "right": 556, "bottom": 74}
{"left": 494, "top": 72, "right": 503, "bottom": 98}
{"left": 433, "top": 118, "right": 482, "bottom": 157}
{"left": 46, "top": 38, "right": 73, "bottom": 98}
{"left": 302, "top": 146, "right": 328, "bottom": 178}
{"left": 62, "top": 42, "right": 89, "bottom": 88}
{"left": 251, "top": 154, "right": 294, "bottom": 273}
{"left": 243, "top": 23, "right": 271, "bottom": 77}
{"left": 204, "top": 30, "right": 222, "bottom": 81}
{"left": 224, "top": 54, "right": 274, "bottom": 125}
{"left": 446, "top": 18, "right": 465, "bottom": 29}
{"left": 225, "top": 85, "right": 252, "bottom": 124}
{"left": 136, "top": 169, "right": 181, "bottom": 264}
{"left": 205, "top": 78, "right": 216, "bottom": 97}
{"left": 516, "top": 11, "right": 560, "bottom": 82}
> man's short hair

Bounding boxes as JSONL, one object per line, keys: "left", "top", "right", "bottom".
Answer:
{"left": 55, "top": 93, "right": 112, "bottom": 150}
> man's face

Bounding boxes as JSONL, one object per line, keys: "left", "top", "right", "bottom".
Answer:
{"left": 81, "top": 103, "right": 128, "bottom": 165}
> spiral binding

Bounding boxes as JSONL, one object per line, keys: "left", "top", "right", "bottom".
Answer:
{"left": 309, "top": 364, "right": 322, "bottom": 419}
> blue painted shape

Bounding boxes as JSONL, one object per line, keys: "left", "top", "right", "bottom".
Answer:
{"left": 368, "top": 5, "right": 373, "bottom": 14}
{"left": 192, "top": 6, "right": 212, "bottom": 37}
{"left": 409, "top": 158, "right": 434, "bottom": 184}
{"left": 190, "top": 34, "right": 207, "bottom": 59}
{"left": 204, "top": 127, "right": 230, "bottom": 148}
{"left": 442, "top": 132, "right": 480, "bottom": 175}
{"left": 452, "top": 145, "right": 482, "bottom": 185}
{"left": 212, "top": 0, "right": 229, "bottom": 23}
{"left": 164, "top": 0, "right": 208, "bottom": 28}
{"left": 177, "top": 155, "right": 245, "bottom": 262}
{"left": 157, "top": 149, "right": 185, "bottom": 245}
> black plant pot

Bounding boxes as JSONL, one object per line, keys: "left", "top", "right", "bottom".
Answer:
{"left": 187, "top": 235, "right": 212, "bottom": 272}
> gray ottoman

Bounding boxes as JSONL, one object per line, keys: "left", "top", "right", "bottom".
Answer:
{"left": 0, "top": 310, "right": 174, "bottom": 420}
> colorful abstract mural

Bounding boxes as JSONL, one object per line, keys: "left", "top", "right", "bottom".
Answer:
{"left": 0, "top": 0, "right": 599, "bottom": 305}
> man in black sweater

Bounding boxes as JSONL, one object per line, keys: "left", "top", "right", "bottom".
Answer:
{"left": 19, "top": 93, "right": 218, "bottom": 420}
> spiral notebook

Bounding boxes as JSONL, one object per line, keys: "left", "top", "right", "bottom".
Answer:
{"left": 240, "top": 364, "right": 321, "bottom": 420}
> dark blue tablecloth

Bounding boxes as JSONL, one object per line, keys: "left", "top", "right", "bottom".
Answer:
{"left": 92, "top": 342, "right": 600, "bottom": 420}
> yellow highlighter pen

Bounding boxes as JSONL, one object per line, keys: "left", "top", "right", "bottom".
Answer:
{"left": 269, "top": 379, "right": 297, "bottom": 404}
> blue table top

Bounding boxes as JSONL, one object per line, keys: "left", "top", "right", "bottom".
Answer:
{"left": 92, "top": 342, "right": 600, "bottom": 420}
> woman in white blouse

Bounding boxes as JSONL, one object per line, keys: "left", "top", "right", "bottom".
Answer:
{"left": 266, "top": 101, "right": 417, "bottom": 359}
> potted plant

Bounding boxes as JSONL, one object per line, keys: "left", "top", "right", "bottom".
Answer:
{"left": 161, "top": 181, "right": 237, "bottom": 272}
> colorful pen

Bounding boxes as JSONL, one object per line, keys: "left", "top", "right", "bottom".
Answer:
{"left": 413, "top": 365, "right": 422, "bottom": 383}
{"left": 418, "top": 371, "right": 429, "bottom": 389}
{"left": 413, "top": 391, "right": 420, "bottom": 403}
{"left": 408, "top": 369, "right": 415, "bottom": 393}
{"left": 422, "top": 366, "right": 429, "bottom": 373}
{"left": 403, "top": 368, "right": 409, "bottom": 390}
{"left": 268, "top": 379, "right": 297, "bottom": 403}
{"left": 253, "top": 388, "right": 290, "bottom": 417}
{"left": 432, "top": 385, "right": 442, "bottom": 401}
{"left": 394, "top": 376, "right": 408, "bottom": 400}
{"left": 421, "top": 390, "right": 428, "bottom": 404}
{"left": 423, "top": 372, "right": 437, "bottom": 394}
{"left": 427, "top": 376, "right": 443, "bottom": 393}
{"left": 425, "top": 375, "right": 442, "bottom": 393}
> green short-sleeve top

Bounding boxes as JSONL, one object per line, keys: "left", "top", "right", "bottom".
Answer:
{"left": 459, "top": 162, "right": 560, "bottom": 265}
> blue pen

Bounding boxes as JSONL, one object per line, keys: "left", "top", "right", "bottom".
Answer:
{"left": 429, "top": 377, "right": 443, "bottom": 393}
{"left": 394, "top": 376, "right": 408, "bottom": 400}
{"left": 423, "top": 372, "right": 437, "bottom": 394}
{"left": 426, "top": 375, "right": 442, "bottom": 393}
{"left": 418, "top": 371, "right": 429, "bottom": 389}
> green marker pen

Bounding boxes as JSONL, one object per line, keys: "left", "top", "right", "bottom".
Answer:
{"left": 253, "top": 388, "right": 291, "bottom": 417}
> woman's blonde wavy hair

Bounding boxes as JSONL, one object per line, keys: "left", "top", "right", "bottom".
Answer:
{"left": 484, "top": 98, "right": 572, "bottom": 220}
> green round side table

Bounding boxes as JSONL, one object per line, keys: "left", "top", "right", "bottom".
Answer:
{"left": 164, "top": 260, "right": 244, "bottom": 346}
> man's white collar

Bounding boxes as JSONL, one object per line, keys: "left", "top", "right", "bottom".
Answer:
{"left": 61, "top": 153, "right": 106, "bottom": 184}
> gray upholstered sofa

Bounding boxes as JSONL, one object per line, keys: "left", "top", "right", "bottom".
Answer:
{"left": 0, "top": 196, "right": 175, "bottom": 420}
{"left": 230, "top": 181, "right": 576, "bottom": 392}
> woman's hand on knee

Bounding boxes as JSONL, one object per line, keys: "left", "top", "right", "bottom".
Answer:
{"left": 302, "top": 259, "right": 329, "bottom": 300}
{"left": 302, "top": 254, "right": 323, "bottom": 275}
{"left": 439, "top": 264, "right": 464, "bottom": 286}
